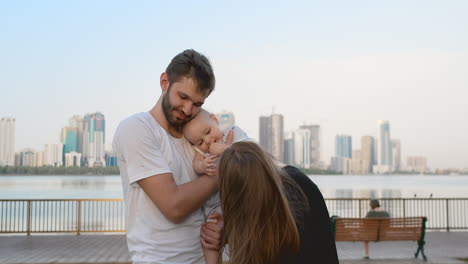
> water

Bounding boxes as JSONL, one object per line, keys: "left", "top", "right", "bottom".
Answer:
{"left": 0, "top": 174, "right": 467, "bottom": 199}
{"left": 1, "top": 175, "right": 467, "bottom": 231}
{"left": 0, "top": 175, "right": 123, "bottom": 199}
{"left": 308, "top": 175, "right": 468, "bottom": 198}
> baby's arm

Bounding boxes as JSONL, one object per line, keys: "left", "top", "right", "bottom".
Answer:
{"left": 193, "top": 151, "right": 206, "bottom": 175}
{"left": 203, "top": 249, "right": 219, "bottom": 264}
{"left": 202, "top": 211, "right": 224, "bottom": 264}
{"left": 193, "top": 151, "right": 217, "bottom": 176}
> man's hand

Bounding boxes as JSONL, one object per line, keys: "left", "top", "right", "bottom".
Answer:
{"left": 201, "top": 211, "right": 224, "bottom": 251}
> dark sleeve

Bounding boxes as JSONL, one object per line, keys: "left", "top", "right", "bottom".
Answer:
{"left": 282, "top": 165, "right": 339, "bottom": 264}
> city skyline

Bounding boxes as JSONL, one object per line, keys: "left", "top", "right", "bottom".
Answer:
{"left": 1, "top": 1, "right": 467, "bottom": 168}
{"left": 1, "top": 112, "right": 456, "bottom": 171}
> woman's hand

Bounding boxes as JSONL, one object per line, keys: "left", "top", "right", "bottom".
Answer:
{"left": 201, "top": 211, "right": 224, "bottom": 264}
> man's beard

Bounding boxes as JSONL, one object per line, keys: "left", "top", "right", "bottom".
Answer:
{"left": 162, "top": 90, "right": 192, "bottom": 132}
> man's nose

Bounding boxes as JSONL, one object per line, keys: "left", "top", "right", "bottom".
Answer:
{"left": 181, "top": 102, "right": 193, "bottom": 117}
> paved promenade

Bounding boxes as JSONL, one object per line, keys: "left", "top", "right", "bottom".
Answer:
{"left": 0, "top": 232, "right": 467, "bottom": 264}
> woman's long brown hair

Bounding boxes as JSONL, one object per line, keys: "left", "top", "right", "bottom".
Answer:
{"left": 218, "top": 141, "right": 300, "bottom": 264}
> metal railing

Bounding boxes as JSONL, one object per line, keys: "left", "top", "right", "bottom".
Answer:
{"left": 0, "top": 199, "right": 125, "bottom": 234}
{"left": 325, "top": 198, "right": 468, "bottom": 231}
{"left": 1, "top": 198, "right": 467, "bottom": 234}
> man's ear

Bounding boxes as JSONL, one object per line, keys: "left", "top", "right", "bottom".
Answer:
{"left": 210, "top": 114, "right": 219, "bottom": 124}
{"left": 160, "top": 72, "right": 170, "bottom": 93}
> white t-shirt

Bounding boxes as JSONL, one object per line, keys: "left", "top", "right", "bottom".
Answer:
{"left": 112, "top": 112, "right": 205, "bottom": 264}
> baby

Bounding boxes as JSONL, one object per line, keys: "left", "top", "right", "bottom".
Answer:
{"left": 183, "top": 109, "right": 251, "bottom": 179}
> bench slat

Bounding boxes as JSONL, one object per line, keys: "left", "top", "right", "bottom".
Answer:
{"left": 333, "top": 217, "right": 425, "bottom": 242}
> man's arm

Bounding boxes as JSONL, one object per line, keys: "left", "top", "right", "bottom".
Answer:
{"left": 138, "top": 173, "right": 217, "bottom": 224}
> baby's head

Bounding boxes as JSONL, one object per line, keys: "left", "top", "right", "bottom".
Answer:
{"left": 183, "top": 109, "right": 224, "bottom": 153}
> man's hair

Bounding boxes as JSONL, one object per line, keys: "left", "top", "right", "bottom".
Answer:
{"left": 370, "top": 199, "right": 381, "bottom": 209}
{"left": 165, "top": 49, "right": 215, "bottom": 95}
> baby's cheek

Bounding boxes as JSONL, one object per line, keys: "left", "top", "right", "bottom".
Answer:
{"left": 200, "top": 144, "right": 210, "bottom": 153}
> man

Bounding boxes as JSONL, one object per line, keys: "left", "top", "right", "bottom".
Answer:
{"left": 113, "top": 49, "right": 222, "bottom": 263}
{"left": 363, "top": 199, "right": 390, "bottom": 259}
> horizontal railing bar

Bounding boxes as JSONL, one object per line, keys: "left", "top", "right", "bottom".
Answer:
{"left": 1, "top": 198, "right": 467, "bottom": 234}
{"left": 0, "top": 199, "right": 124, "bottom": 202}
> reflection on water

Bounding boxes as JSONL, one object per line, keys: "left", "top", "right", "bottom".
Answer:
{"left": 382, "top": 189, "right": 402, "bottom": 198}
{"left": 0, "top": 174, "right": 467, "bottom": 199}
{"left": 334, "top": 188, "right": 402, "bottom": 199}
{"left": 310, "top": 175, "right": 468, "bottom": 198}
{"left": 0, "top": 175, "right": 123, "bottom": 199}
{"left": 60, "top": 179, "right": 106, "bottom": 189}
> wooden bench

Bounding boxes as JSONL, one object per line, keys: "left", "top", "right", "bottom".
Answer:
{"left": 331, "top": 216, "right": 428, "bottom": 261}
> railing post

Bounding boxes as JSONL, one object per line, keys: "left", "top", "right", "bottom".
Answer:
{"left": 402, "top": 199, "right": 406, "bottom": 218}
{"left": 446, "top": 199, "right": 450, "bottom": 232}
{"left": 26, "top": 200, "right": 32, "bottom": 236}
{"left": 77, "top": 200, "right": 81, "bottom": 235}
{"left": 358, "top": 199, "right": 362, "bottom": 217}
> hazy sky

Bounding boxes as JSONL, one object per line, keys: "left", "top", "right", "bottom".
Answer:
{"left": 1, "top": 1, "right": 467, "bottom": 169}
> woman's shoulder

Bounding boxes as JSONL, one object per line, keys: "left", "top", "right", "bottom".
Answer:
{"left": 282, "top": 165, "right": 317, "bottom": 189}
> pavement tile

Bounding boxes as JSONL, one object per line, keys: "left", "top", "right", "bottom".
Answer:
{"left": 0, "top": 232, "right": 467, "bottom": 264}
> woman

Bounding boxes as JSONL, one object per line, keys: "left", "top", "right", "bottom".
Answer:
{"left": 204, "top": 141, "right": 338, "bottom": 264}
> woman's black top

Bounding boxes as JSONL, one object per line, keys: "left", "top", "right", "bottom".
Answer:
{"left": 279, "top": 165, "right": 339, "bottom": 264}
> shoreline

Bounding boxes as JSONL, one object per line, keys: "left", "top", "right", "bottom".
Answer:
{"left": 1, "top": 173, "right": 467, "bottom": 176}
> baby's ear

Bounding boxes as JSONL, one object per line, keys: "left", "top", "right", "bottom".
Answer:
{"left": 210, "top": 114, "right": 219, "bottom": 124}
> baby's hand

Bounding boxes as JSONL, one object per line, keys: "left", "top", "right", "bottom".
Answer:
{"left": 209, "top": 142, "right": 228, "bottom": 156}
{"left": 202, "top": 155, "right": 218, "bottom": 177}
{"left": 208, "top": 129, "right": 235, "bottom": 156}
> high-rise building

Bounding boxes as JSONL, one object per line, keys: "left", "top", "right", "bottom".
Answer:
{"left": 330, "top": 156, "right": 351, "bottom": 174}
{"left": 35, "top": 151, "right": 44, "bottom": 167}
{"left": 335, "top": 135, "right": 352, "bottom": 158}
{"left": 259, "top": 116, "right": 270, "bottom": 148}
{"left": 82, "top": 112, "right": 106, "bottom": 167}
{"left": 374, "top": 120, "right": 393, "bottom": 173}
{"left": 299, "top": 124, "right": 321, "bottom": 168}
{"left": 69, "top": 115, "right": 85, "bottom": 154}
{"left": 214, "top": 111, "right": 235, "bottom": 132}
{"left": 0, "top": 117, "right": 15, "bottom": 166}
{"left": 283, "top": 132, "right": 294, "bottom": 165}
{"left": 259, "top": 114, "right": 284, "bottom": 161}
{"left": 44, "top": 143, "right": 63, "bottom": 167}
{"left": 61, "top": 127, "right": 78, "bottom": 154}
{"left": 270, "top": 114, "right": 284, "bottom": 161}
{"left": 293, "top": 128, "right": 311, "bottom": 169}
{"left": 105, "top": 151, "right": 118, "bottom": 167}
{"left": 19, "top": 149, "right": 36, "bottom": 167}
{"left": 14, "top": 153, "right": 20, "bottom": 166}
{"left": 65, "top": 152, "right": 82, "bottom": 167}
{"left": 392, "top": 139, "right": 401, "bottom": 172}
{"left": 361, "top": 136, "right": 375, "bottom": 174}
{"left": 350, "top": 150, "right": 364, "bottom": 174}
{"left": 406, "top": 156, "right": 428, "bottom": 173}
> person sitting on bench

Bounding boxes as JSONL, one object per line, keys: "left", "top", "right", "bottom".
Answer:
{"left": 364, "top": 199, "right": 390, "bottom": 259}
